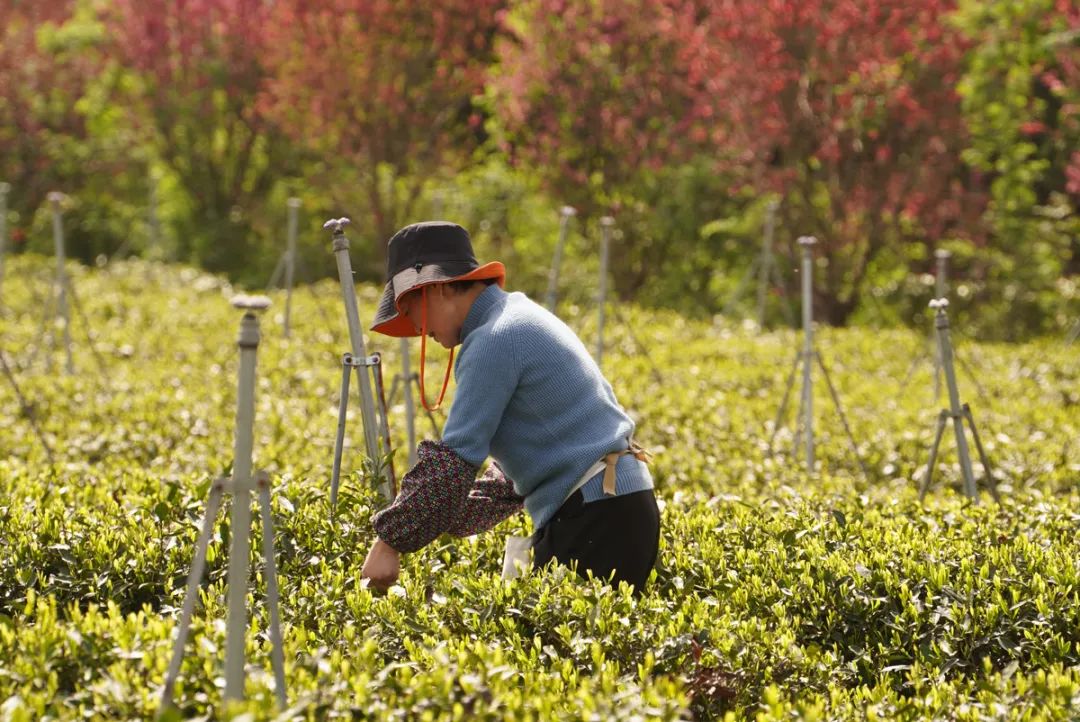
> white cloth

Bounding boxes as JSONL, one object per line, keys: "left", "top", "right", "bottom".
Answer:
{"left": 500, "top": 458, "right": 607, "bottom": 579}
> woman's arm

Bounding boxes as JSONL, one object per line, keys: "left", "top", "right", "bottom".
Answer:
{"left": 370, "top": 441, "right": 523, "bottom": 554}
{"left": 445, "top": 460, "right": 523, "bottom": 538}
{"left": 371, "top": 440, "right": 477, "bottom": 553}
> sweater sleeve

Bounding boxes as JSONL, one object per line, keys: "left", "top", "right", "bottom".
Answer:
{"left": 371, "top": 440, "right": 478, "bottom": 553}
{"left": 371, "top": 441, "right": 524, "bottom": 553}
{"left": 440, "top": 326, "right": 521, "bottom": 467}
{"left": 445, "top": 461, "right": 523, "bottom": 538}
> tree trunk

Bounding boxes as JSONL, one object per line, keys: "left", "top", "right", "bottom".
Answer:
{"left": 819, "top": 293, "right": 859, "bottom": 327}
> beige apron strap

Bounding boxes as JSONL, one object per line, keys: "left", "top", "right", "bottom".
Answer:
{"left": 602, "top": 453, "right": 621, "bottom": 495}
{"left": 628, "top": 440, "right": 653, "bottom": 464}
{"left": 601, "top": 441, "right": 653, "bottom": 496}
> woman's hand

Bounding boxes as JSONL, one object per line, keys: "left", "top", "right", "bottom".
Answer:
{"left": 361, "top": 538, "right": 401, "bottom": 591}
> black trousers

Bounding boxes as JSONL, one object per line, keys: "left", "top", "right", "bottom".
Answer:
{"left": 532, "top": 488, "right": 660, "bottom": 593}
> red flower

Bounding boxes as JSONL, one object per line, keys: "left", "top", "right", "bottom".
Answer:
{"left": 1019, "top": 120, "right": 1048, "bottom": 135}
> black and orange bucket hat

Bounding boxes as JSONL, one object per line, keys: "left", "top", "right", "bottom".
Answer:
{"left": 371, "top": 221, "right": 505, "bottom": 411}
{"left": 371, "top": 221, "right": 505, "bottom": 337}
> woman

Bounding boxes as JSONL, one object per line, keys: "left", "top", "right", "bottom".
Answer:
{"left": 360, "top": 221, "right": 659, "bottom": 592}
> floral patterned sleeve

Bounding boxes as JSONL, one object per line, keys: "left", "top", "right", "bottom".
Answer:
{"left": 371, "top": 440, "right": 523, "bottom": 553}
{"left": 445, "top": 460, "right": 523, "bottom": 539}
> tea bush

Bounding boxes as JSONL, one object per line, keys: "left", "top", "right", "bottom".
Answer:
{"left": 0, "top": 255, "right": 1077, "bottom": 720}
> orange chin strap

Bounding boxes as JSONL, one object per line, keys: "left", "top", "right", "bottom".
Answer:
{"left": 418, "top": 285, "right": 454, "bottom": 412}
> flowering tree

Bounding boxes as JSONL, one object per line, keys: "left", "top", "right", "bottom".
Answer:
{"left": 487, "top": 0, "right": 727, "bottom": 299}
{"left": 104, "top": 0, "right": 292, "bottom": 271}
{"left": 489, "top": 0, "right": 981, "bottom": 318}
{"left": 0, "top": 1, "right": 96, "bottom": 243}
{"left": 260, "top": 0, "right": 505, "bottom": 270}
{"left": 489, "top": 0, "right": 707, "bottom": 211}
{"left": 956, "top": 0, "right": 1080, "bottom": 279}
{"left": 691, "top": 0, "right": 983, "bottom": 324}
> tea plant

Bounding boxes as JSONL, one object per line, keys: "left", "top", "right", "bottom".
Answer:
{"left": 0, "top": 255, "right": 1077, "bottom": 720}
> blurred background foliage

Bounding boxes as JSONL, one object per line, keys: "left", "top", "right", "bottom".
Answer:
{"left": 0, "top": 0, "right": 1077, "bottom": 340}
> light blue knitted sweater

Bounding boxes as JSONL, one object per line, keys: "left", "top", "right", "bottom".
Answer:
{"left": 441, "top": 285, "right": 653, "bottom": 530}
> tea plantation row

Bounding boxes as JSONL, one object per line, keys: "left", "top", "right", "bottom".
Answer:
{"left": 0, "top": 256, "right": 1077, "bottom": 720}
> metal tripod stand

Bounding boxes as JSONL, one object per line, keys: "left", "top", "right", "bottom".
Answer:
{"left": 593, "top": 216, "right": 665, "bottom": 384}
{"left": 918, "top": 298, "right": 1000, "bottom": 503}
{"left": 721, "top": 199, "right": 795, "bottom": 328}
{"left": 108, "top": 170, "right": 163, "bottom": 265}
{"left": 324, "top": 218, "right": 395, "bottom": 512}
{"left": 27, "top": 193, "right": 106, "bottom": 376}
{"left": 900, "top": 249, "right": 986, "bottom": 401}
{"left": 159, "top": 296, "right": 286, "bottom": 715}
{"left": 331, "top": 350, "right": 395, "bottom": 508}
{"left": 545, "top": 205, "right": 577, "bottom": 312}
{"left": 769, "top": 236, "right": 868, "bottom": 478}
{"left": 44, "top": 192, "right": 74, "bottom": 374}
{"left": 0, "top": 350, "right": 55, "bottom": 463}
{"left": 265, "top": 197, "right": 302, "bottom": 338}
{"left": 386, "top": 347, "right": 443, "bottom": 467}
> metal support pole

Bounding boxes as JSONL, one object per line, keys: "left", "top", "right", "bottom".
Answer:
{"left": 256, "top": 472, "right": 287, "bottom": 708}
{"left": 357, "top": 353, "right": 395, "bottom": 500}
{"left": 934, "top": 249, "right": 950, "bottom": 302}
{"left": 148, "top": 172, "right": 161, "bottom": 258}
{"left": 596, "top": 216, "right": 613, "bottom": 367}
{"left": 30, "top": 285, "right": 55, "bottom": 372}
{"left": 67, "top": 282, "right": 107, "bottom": 376}
{"left": 48, "top": 192, "right": 74, "bottom": 375}
{"left": 0, "top": 182, "right": 9, "bottom": 308}
{"left": 324, "top": 218, "right": 382, "bottom": 479}
{"left": 224, "top": 300, "right": 266, "bottom": 703}
{"left": 1067, "top": 319, "right": 1080, "bottom": 345}
{"left": 284, "top": 198, "right": 300, "bottom": 338}
{"left": 798, "top": 236, "right": 817, "bottom": 471}
{"left": 815, "top": 351, "right": 870, "bottom": 481}
{"left": 757, "top": 200, "right": 779, "bottom": 327}
{"left": 0, "top": 350, "right": 55, "bottom": 463}
{"left": 721, "top": 259, "right": 758, "bottom": 319}
{"left": 159, "top": 299, "right": 287, "bottom": 715}
{"left": 266, "top": 255, "right": 286, "bottom": 291}
{"left": 368, "top": 351, "right": 396, "bottom": 494}
{"left": 399, "top": 337, "right": 417, "bottom": 467}
{"left": 160, "top": 479, "right": 225, "bottom": 712}
{"left": 792, "top": 360, "right": 806, "bottom": 457}
{"left": 919, "top": 411, "right": 950, "bottom": 502}
{"left": 933, "top": 249, "right": 950, "bottom": 399}
{"left": 609, "top": 302, "right": 665, "bottom": 385}
{"left": 330, "top": 355, "right": 352, "bottom": 514}
{"left": 330, "top": 352, "right": 395, "bottom": 513}
{"left": 935, "top": 299, "right": 978, "bottom": 500}
{"left": 769, "top": 352, "right": 802, "bottom": 453}
{"left": 545, "top": 205, "right": 576, "bottom": 312}
{"left": 933, "top": 298, "right": 978, "bottom": 500}
{"left": 963, "top": 403, "right": 1000, "bottom": 503}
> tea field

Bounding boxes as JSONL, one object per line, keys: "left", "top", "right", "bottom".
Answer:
{"left": 1, "top": 255, "right": 1078, "bottom": 721}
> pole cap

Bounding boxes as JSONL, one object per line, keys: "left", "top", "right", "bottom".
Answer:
{"left": 231, "top": 294, "right": 272, "bottom": 312}
{"left": 599, "top": 216, "right": 615, "bottom": 227}
{"left": 559, "top": 205, "right": 577, "bottom": 217}
{"left": 323, "top": 217, "right": 351, "bottom": 234}
{"left": 797, "top": 235, "right": 818, "bottom": 247}
{"left": 287, "top": 197, "right": 302, "bottom": 209}
{"left": 934, "top": 249, "right": 952, "bottom": 260}
{"left": 47, "top": 191, "right": 67, "bottom": 205}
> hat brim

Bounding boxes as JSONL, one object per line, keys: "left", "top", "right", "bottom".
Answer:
{"left": 371, "top": 260, "right": 506, "bottom": 337}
